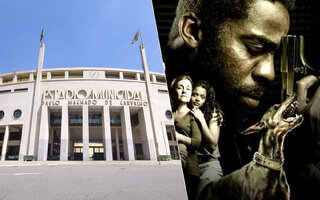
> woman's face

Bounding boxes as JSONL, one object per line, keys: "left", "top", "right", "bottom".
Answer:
{"left": 175, "top": 79, "right": 192, "bottom": 103}
{"left": 191, "top": 86, "right": 207, "bottom": 108}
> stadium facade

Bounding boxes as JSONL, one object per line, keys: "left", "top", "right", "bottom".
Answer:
{"left": 0, "top": 42, "right": 178, "bottom": 161}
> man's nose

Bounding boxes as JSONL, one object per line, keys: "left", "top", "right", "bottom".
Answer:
{"left": 252, "top": 54, "right": 275, "bottom": 82}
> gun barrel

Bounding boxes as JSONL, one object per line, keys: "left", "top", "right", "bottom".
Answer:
{"left": 281, "top": 35, "right": 296, "bottom": 101}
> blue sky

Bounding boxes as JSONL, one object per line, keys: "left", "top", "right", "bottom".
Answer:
{"left": 0, "top": 0, "right": 165, "bottom": 74}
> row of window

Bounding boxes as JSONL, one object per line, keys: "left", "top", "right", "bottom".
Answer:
{"left": 50, "top": 113, "right": 140, "bottom": 126}
{"left": 0, "top": 73, "right": 167, "bottom": 84}
{"left": 0, "top": 132, "right": 22, "bottom": 141}
{"left": 167, "top": 131, "right": 176, "bottom": 141}
{"left": 0, "top": 109, "right": 22, "bottom": 120}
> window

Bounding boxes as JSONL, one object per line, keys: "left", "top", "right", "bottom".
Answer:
{"left": 13, "top": 109, "right": 22, "bottom": 119}
{"left": 69, "top": 113, "right": 82, "bottom": 125}
{"left": 170, "top": 146, "right": 175, "bottom": 159}
{"left": 14, "top": 88, "right": 28, "bottom": 92}
{"left": 0, "top": 110, "right": 4, "bottom": 120}
{"left": 0, "top": 89, "right": 11, "bottom": 94}
{"left": 50, "top": 113, "right": 62, "bottom": 125}
{"left": 89, "top": 113, "right": 102, "bottom": 125}
{"left": 172, "top": 132, "right": 176, "bottom": 141}
{"left": 110, "top": 113, "right": 121, "bottom": 125}
{"left": 131, "top": 114, "right": 139, "bottom": 125}
{"left": 123, "top": 73, "right": 136, "bottom": 80}
{"left": 135, "top": 143, "right": 143, "bottom": 156}
{"left": 9, "top": 132, "right": 21, "bottom": 140}
{"left": 167, "top": 132, "right": 172, "bottom": 140}
{"left": 158, "top": 89, "right": 168, "bottom": 93}
{"left": 165, "top": 110, "right": 173, "bottom": 119}
{"left": 157, "top": 76, "right": 167, "bottom": 83}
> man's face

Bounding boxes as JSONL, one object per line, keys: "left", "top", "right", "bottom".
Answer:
{"left": 199, "top": 0, "right": 289, "bottom": 118}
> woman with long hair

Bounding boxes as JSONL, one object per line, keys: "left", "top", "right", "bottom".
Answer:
{"left": 170, "top": 75, "right": 201, "bottom": 200}
{"left": 189, "top": 80, "right": 224, "bottom": 197}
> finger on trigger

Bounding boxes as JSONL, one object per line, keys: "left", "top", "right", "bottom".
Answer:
{"left": 308, "top": 86, "right": 320, "bottom": 108}
{"left": 296, "top": 75, "right": 318, "bottom": 112}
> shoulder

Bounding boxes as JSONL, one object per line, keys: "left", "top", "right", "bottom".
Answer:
{"left": 188, "top": 111, "right": 198, "bottom": 122}
{"left": 209, "top": 110, "right": 223, "bottom": 125}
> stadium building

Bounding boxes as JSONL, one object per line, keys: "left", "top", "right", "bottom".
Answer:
{"left": 0, "top": 42, "right": 178, "bottom": 161}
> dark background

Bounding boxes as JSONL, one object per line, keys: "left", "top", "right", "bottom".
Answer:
{"left": 152, "top": 2, "right": 320, "bottom": 195}
{"left": 152, "top": 0, "right": 320, "bottom": 109}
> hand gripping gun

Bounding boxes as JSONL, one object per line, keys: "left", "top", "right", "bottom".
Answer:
{"left": 281, "top": 35, "right": 320, "bottom": 102}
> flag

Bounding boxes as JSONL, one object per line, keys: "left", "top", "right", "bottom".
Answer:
{"left": 40, "top": 27, "right": 44, "bottom": 43}
{"left": 131, "top": 30, "right": 139, "bottom": 44}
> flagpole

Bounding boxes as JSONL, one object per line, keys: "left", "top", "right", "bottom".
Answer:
{"left": 138, "top": 32, "right": 160, "bottom": 159}
{"left": 28, "top": 28, "right": 46, "bottom": 158}
{"left": 139, "top": 27, "right": 143, "bottom": 45}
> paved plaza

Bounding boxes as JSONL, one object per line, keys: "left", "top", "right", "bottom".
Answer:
{"left": 0, "top": 160, "right": 187, "bottom": 200}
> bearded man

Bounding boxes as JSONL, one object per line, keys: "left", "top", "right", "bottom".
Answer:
{"left": 164, "top": 0, "right": 320, "bottom": 199}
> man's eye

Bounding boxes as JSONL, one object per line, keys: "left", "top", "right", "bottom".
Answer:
{"left": 246, "top": 44, "right": 264, "bottom": 55}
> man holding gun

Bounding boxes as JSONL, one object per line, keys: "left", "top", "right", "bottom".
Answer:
{"left": 165, "top": 0, "right": 320, "bottom": 199}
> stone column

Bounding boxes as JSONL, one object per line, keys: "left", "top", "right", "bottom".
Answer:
{"left": 138, "top": 107, "right": 156, "bottom": 160}
{"left": 65, "top": 71, "right": 69, "bottom": 79}
{"left": 120, "top": 107, "right": 134, "bottom": 161}
{"left": 82, "top": 105, "right": 89, "bottom": 161}
{"left": 102, "top": 106, "right": 112, "bottom": 161}
{"left": 49, "top": 128, "right": 54, "bottom": 158}
{"left": 18, "top": 124, "right": 29, "bottom": 161}
{"left": 37, "top": 106, "right": 49, "bottom": 161}
{"left": 135, "top": 73, "right": 141, "bottom": 81}
{"left": 151, "top": 74, "right": 157, "bottom": 82}
{"left": 13, "top": 74, "right": 17, "bottom": 83}
{"left": 115, "top": 128, "right": 120, "bottom": 160}
{"left": 119, "top": 72, "right": 123, "bottom": 79}
{"left": 1, "top": 126, "right": 9, "bottom": 161}
{"left": 60, "top": 105, "right": 69, "bottom": 161}
{"left": 161, "top": 122, "right": 171, "bottom": 156}
{"left": 47, "top": 71, "right": 52, "bottom": 80}
{"left": 29, "top": 73, "right": 34, "bottom": 81}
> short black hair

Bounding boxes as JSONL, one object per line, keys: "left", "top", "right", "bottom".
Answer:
{"left": 168, "top": 0, "right": 295, "bottom": 48}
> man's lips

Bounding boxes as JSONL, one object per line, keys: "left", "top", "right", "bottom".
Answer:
{"left": 239, "top": 96, "right": 261, "bottom": 107}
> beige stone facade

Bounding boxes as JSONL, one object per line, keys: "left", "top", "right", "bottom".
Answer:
{"left": 0, "top": 67, "right": 177, "bottom": 161}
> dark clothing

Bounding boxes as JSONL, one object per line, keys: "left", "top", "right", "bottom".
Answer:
{"left": 196, "top": 112, "right": 223, "bottom": 199}
{"left": 218, "top": 126, "right": 260, "bottom": 175}
{"left": 284, "top": 121, "right": 320, "bottom": 200}
{"left": 175, "top": 112, "right": 201, "bottom": 152}
{"left": 175, "top": 111, "right": 201, "bottom": 200}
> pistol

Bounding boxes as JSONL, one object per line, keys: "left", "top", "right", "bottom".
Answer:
{"left": 281, "top": 35, "right": 320, "bottom": 102}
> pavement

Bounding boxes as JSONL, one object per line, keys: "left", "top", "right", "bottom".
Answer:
{"left": 0, "top": 160, "right": 188, "bottom": 200}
